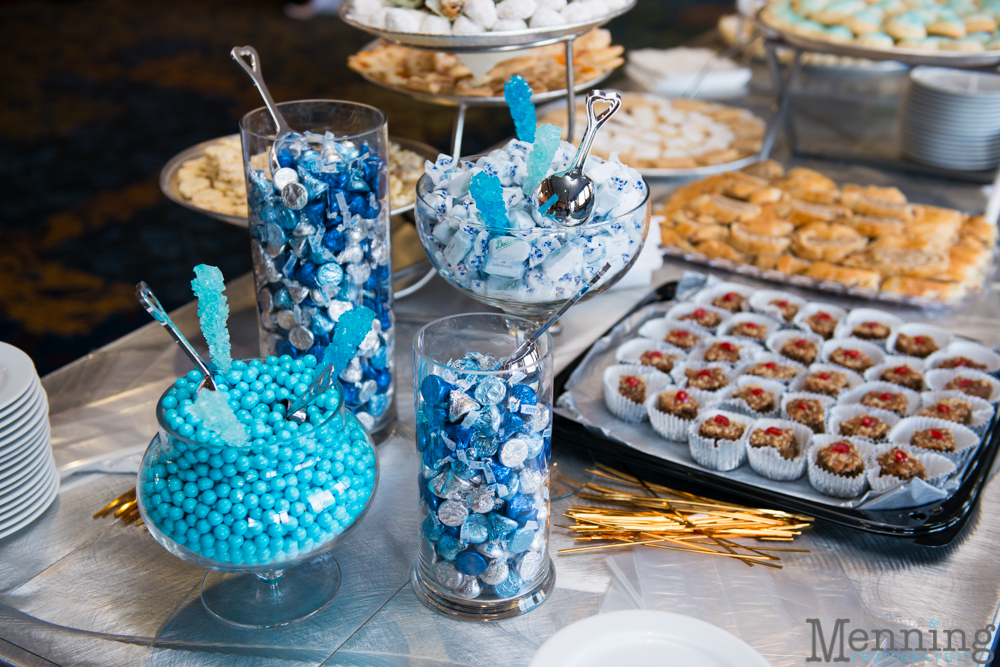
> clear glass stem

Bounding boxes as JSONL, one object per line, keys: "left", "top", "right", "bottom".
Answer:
{"left": 256, "top": 570, "right": 286, "bottom": 584}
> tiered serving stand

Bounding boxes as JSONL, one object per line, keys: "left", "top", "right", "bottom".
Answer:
{"left": 754, "top": 9, "right": 1000, "bottom": 183}
{"left": 338, "top": 0, "right": 637, "bottom": 157}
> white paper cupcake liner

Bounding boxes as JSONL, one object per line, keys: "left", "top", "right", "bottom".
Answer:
{"left": 670, "top": 361, "right": 737, "bottom": 394}
{"left": 691, "top": 282, "right": 755, "bottom": 314}
{"left": 715, "top": 376, "right": 786, "bottom": 419}
{"left": 718, "top": 312, "right": 780, "bottom": 344}
{"left": 766, "top": 329, "right": 825, "bottom": 367}
{"left": 790, "top": 363, "right": 865, "bottom": 398}
{"left": 807, "top": 436, "right": 875, "bottom": 499}
{"left": 867, "top": 443, "right": 956, "bottom": 493}
{"left": 636, "top": 318, "right": 710, "bottom": 351}
{"left": 833, "top": 308, "right": 904, "bottom": 348}
{"left": 687, "top": 408, "right": 751, "bottom": 471}
{"left": 838, "top": 381, "right": 921, "bottom": 417}
{"left": 863, "top": 357, "right": 927, "bottom": 392}
{"left": 664, "top": 302, "right": 733, "bottom": 333}
{"left": 734, "top": 353, "right": 807, "bottom": 386}
{"left": 887, "top": 416, "right": 981, "bottom": 467}
{"left": 919, "top": 390, "right": 995, "bottom": 436}
{"left": 645, "top": 387, "right": 719, "bottom": 442}
{"left": 926, "top": 368, "right": 1000, "bottom": 403}
{"left": 924, "top": 341, "right": 1000, "bottom": 374}
{"left": 819, "top": 338, "right": 887, "bottom": 374}
{"left": 615, "top": 339, "right": 689, "bottom": 368}
{"left": 687, "top": 335, "right": 762, "bottom": 367}
{"left": 780, "top": 391, "right": 837, "bottom": 433}
{"left": 793, "top": 302, "right": 848, "bottom": 340}
{"left": 745, "top": 418, "right": 811, "bottom": 481}
{"left": 826, "top": 403, "right": 902, "bottom": 443}
{"left": 749, "top": 289, "right": 807, "bottom": 326}
{"left": 603, "top": 364, "right": 672, "bottom": 423}
{"left": 886, "top": 323, "right": 954, "bottom": 359}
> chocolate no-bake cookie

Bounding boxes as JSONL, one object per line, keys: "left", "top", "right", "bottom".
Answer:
{"left": 698, "top": 413, "right": 746, "bottom": 441}
{"left": 879, "top": 365, "right": 924, "bottom": 391}
{"left": 936, "top": 356, "right": 988, "bottom": 371}
{"left": 749, "top": 426, "right": 798, "bottom": 459}
{"left": 860, "top": 390, "right": 908, "bottom": 416}
{"left": 944, "top": 376, "right": 994, "bottom": 400}
{"left": 852, "top": 321, "right": 891, "bottom": 341}
{"left": 685, "top": 367, "right": 728, "bottom": 391}
{"left": 639, "top": 350, "right": 677, "bottom": 374}
{"left": 894, "top": 333, "right": 939, "bottom": 358}
{"left": 877, "top": 447, "right": 926, "bottom": 480}
{"left": 839, "top": 413, "right": 889, "bottom": 440}
{"left": 746, "top": 360, "right": 798, "bottom": 381}
{"left": 816, "top": 441, "right": 864, "bottom": 477}
{"left": 656, "top": 389, "right": 700, "bottom": 420}
{"left": 919, "top": 397, "right": 972, "bottom": 425}
{"left": 704, "top": 340, "right": 743, "bottom": 364}
{"left": 677, "top": 307, "right": 722, "bottom": 329}
{"left": 664, "top": 328, "right": 699, "bottom": 350}
{"left": 769, "top": 299, "right": 799, "bottom": 322}
{"left": 729, "top": 320, "right": 767, "bottom": 340}
{"left": 803, "top": 370, "right": 849, "bottom": 397}
{"left": 911, "top": 427, "right": 956, "bottom": 453}
{"left": 829, "top": 347, "right": 874, "bottom": 372}
{"left": 780, "top": 337, "right": 818, "bottom": 365}
{"left": 618, "top": 375, "right": 646, "bottom": 404}
{"left": 711, "top": 291, "right": 746, "bottom": 313}
{"left": 803, "top": 311, "right": 838, "bottom": 339}
{"left": 735, "top": 385, "right": 776, "bottom": 413}
{"left": 786, "top": 398, "right": 826, "bottom": 432}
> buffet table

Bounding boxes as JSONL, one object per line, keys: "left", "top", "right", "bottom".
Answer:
{"left": 2, "top": 208, "right": 1000, "bottom": 664}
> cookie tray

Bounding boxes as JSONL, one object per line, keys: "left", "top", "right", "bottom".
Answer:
{"left": 552, "top": 279, "right": 1000, "bottom": 546}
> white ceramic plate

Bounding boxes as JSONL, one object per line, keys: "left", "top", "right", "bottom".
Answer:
{"left": 0, "top": 398, "right": 47, "bottom": 450}
{"left": 0, "top": 376, "right": 39, "bottom": 422}
{"left": 0, "top": 419, "right": 46, "bottom": 462}
{"left": 0, "top": 424, "right": 48, "bottom": 468}
{"left": 0, "top": 343, "right": 37, "bottom": 413}
{"left": 529, "top": 610, "right": 771, "bottom": 667}
{"left": 0, "top": 381, "right": 43, "bottom": 431}
{"left": 0, "top": 466, "right": 58, "bottom": 538}
{"left": 0, "top": 459, "right": 57, "bottom": 524}
{"left": 0, "top": 441, "right": 50, "bottom": 491}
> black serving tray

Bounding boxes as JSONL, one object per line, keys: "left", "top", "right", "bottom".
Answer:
{"left": 552, "top": 281, "right": 1000, "bottom": 547}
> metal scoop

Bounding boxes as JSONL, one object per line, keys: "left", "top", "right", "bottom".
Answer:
{"left": 537, "top": 90, "right": 622, "bottom": 226}
{"left": 231, "top": 45, "right": 309, "bottom": 211}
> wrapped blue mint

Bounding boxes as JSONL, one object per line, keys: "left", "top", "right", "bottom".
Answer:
{"left": 413, "top": 314, "right": 554, "bottom": 620}
{"left": 240, "top": 101, "right": 393, "bottom": 433}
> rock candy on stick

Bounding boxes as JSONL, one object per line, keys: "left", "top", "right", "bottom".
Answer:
{"left": 504, "top": 75, "right": 536, "bottom": 143}
{"left": 470, "top": 172, "right": 510, "bottom": 229}
{"left": 321, "top": 305, "right": 377, "bottom": 377}
{"left": 188, "top": 387, "right": 249, "bottom": 447}
{"left": 522, "top": 123, "right": 562, "bottom": 197}
{"left": 191, "top": 264, "right": 232, "bottom": 374}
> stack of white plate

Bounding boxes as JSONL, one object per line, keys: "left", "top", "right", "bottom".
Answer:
{"left": 0, "top": 342, "right": 58, "bottom": 540}
{"left": 901, "top": 66, "right": 1000, "bottom": 171}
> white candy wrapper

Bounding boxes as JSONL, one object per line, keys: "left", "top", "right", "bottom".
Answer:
{"left": 734, "top": 352, "right": 807, "bottom": 386}
{"left": 919, "top": 390, "right": 995, "bottom": 436}
{"left": 718, "top": 312, "right": 780, "bottom": 344}
{"left": 925, "top": 368, "right": 1000, "bottom": 403}
{"left": 603, "top": 364, "right": 671, "bottom": 423}
{"left": 867, "top": 443, "right": 956, "bottom": 493}
{"left": 687, "top": 335, "right": 762, "bottom": 367}
{"left": 790, "top": 363, "right": 864, "bottom": 398}
{"left": 863, "top": 357, "right": 927, "bottom": 391}
{"left": 826, "top": 403, "right": 901, "bottom": 442}
{"left": 924, "top": 341, "right": 1000, "bottom": 374}
{"left": 670, "top": 361, "right": 736, "bottom": 394}
{"left": 885, "top": 323, "right": 954, "bottom": 359}
{"left": 833, "top": 308, "right": 904, "bottom": 348}
{"left": 645, "top": 387, "right": 719, "bottom": 442}
{"left": 780, "top": 391, "right": 837, "bottom": 433}
{"left": 745, "top": 418, "right": 811, "bottom": 481}
{"left": 664, "top": 302, "right": 732, "bottom": 333}
{"left": 748, "top": 289, "right": 806, "bottom": 326}
{"left": 766, "top": 329, "right": 824, "bottom": 367}
{"left": 715, "top": 376, "right": 785, "bottom": 419}
{"left": 793, "top": 302, "right": 847, "bottom": 340}
{"left": 691, "top": 281, "right": 754, "bottom": 313}
{"left": 837, "top": 381, "right": 921, "bottom": 417}
{"left": 636, "top": 318, "right": 708, "bottom": 352}
{"left": 887, "top": 416, "right": 981, "bottom": 467}
{"left": 819, "top": 338, "right": 886, "bottom": 374}
{"left": 687, "top": 408, "right": 751, "bottom": 471}
{"left": 806, "top": 436, "right": 875, "bottom": 499}
{"left": 614, "top": 339, "right": 688, "bottom": 368}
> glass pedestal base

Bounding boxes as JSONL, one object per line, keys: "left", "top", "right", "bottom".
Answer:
{"left": 200, "top": 553, "right": 342, "bottom": 628}
{"left": 412, "top": 558, "right": 556, "bottom": 622}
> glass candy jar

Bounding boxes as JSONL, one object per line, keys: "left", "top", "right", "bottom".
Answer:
{"left": 137, "top": 359, "right": 378, "bottom": 627}
{"left": 240, "top": 100, "right": 394, "bottom": 435}
{"left": 412, "top": 314, "right": 555, "bottom": 620}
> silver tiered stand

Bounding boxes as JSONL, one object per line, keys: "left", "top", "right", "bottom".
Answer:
{"left": 339, "top": 0, "right": 637, "bottom": 158}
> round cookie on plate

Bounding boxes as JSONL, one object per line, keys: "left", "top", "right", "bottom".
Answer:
{"left": 603, "top": 364, "right": 672, "bottom": 423}
{"left": 615, "top": 339, "right": 688, "bottom": 375}
{"left": 924, "top": 341, "right": 1000, "bottom": 374}
{"left": 745, "top": 418, "right": 812, "bottom": 481}
{"left": 749, "top": 290, "right": 807, "bottom": 325}
{"left": 692, "top": 282, "right": 755, "bottom": 314}
{"left": 867, "top": 443, "right": 956, "bottom": 493}
{"left": 820, "top": 338, "right": 886, "bottom": 375}
{"left": 807, "top": 435, "right": 875, "bottom": 499}
{"left": 919, "top": 390, "right": 994, "bottom": 435}
{"left": 833, "top": 308, "right": 903, "bottom": 347}
{"left": 781, "top": 391, "right": 837, "bottom": 433}
{"left": 646, "top": 386, "right": 718, "bottom": 442}
{"left": 768, "top": 330, "right": 825, "bottom": 367}
{"left": 793, "top": 363, "right": 864, "bottom": 398}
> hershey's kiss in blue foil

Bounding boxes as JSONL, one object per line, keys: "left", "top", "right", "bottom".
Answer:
{"left": 474, "top": 377, "right": 507, "bottom": 406}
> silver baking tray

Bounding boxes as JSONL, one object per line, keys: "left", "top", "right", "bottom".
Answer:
{"left": 757, "top": 8, "right": 1000, "bottom": 68}
{"left": 159, "top": 134, "right": 439, "bottom": 227}
{"left": 355, "top": 39, "right": 616, "bottom": 107}
{"left": 338, "top": 0, "right": 636, "bottom": 52}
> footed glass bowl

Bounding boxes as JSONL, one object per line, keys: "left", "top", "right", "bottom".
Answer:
{"left": 414, "top": 173, "right": 651, "bottom": 322}
{"left": 137, "top": 372, "right": 378, "bottom": 628}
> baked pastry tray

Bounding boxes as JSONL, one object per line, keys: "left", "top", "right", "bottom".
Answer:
{"left": 553, "top": 277, "right": 1000, "bottom": 546}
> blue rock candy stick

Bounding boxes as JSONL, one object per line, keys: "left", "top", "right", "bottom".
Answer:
{"left": 522, "top": 123, "right": 562, "bottom": 197}
{"left": 321, "top": 305, "right": 377, "bottom": 376}
{"left": 191, "top": 265, "right": 232, "bottom": 374}
{"left": 469, "top": 172, "right": 509, "bottom": 229}
{"left": 188, "top": 388, "right": 249, "bottom": 448}
{"left": 504, "top": 75, "right": 536, "bottom": 144}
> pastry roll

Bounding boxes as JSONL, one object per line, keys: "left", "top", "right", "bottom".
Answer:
{"left": 803, "top": 262, "right": 881, "bottom": 290}
{"left": 693, "top": 239, "right": 750, "bottom": 264}
{"left": 730, "top": 223, "right": 793, "bottom": 255}
{"left": 846, "top": 215, "right": 905, "bottom": 238}
{"left": 741, "top": 159, "right": 785, "bottom": 181}
{"left": 881, "top": 277, "right": 967, "bottom": 301}
{"left": 957, "top": 215, "right": 998, "bottom": 248}
{"left": 849, "top": 195, "right": 914, "bottom": 222}
{"left": 788, "top": 199, "right": 849, "bottom": 225}
{"left": 660, "top": 226, "right": 697, "bottom": 253}
{"left": 840, "top": 183, "right": 907, "bottom": 206}
{"left": 792, "top": 222, "right": 869, "bottom": 262}
{"left": 688, "top": 193, "right": 762, "bottom": 223}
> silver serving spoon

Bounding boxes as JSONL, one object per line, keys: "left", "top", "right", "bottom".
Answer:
{"left": 537, "top": 90, "right": 622, "bottom": 226}
{"left": 136, "top": 282, "right": 219, "bottom": 392}
{"left": 279, "top": 363, "right": 339, "bottom": 423}
{"left": 231, "top": 45, "right": 309, "bottom": 211}
{"left": 500, "top": 262, "right": 612, "bottom": 371}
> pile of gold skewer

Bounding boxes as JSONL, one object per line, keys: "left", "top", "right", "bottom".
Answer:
{"left": 93, "top": 487, "right": 145, "bottom": 530}
{"left": 558, "top": 464, "right": 813, "bottom": 568}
